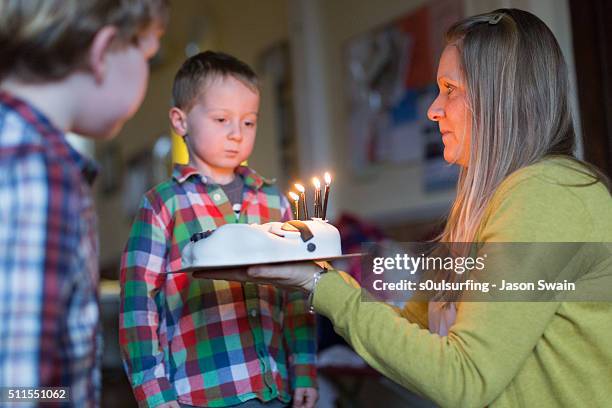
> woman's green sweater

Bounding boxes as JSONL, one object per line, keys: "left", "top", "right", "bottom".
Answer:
{"left": 313, "top": 158, "right": 612, "bottom": 407}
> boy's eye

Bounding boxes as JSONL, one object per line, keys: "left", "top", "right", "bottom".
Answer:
{"left": 215, "top": 118, "right": 226, "bottom": 123}
{"left": 244, "top": 121, "right": 256, "bottom": 127}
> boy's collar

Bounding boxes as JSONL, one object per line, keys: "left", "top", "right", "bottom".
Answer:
{"left": 172, "top": 163, "right": 274, "bottom": 189}
{"left": 0, "top": 90, "right": 98, "bottom": 185}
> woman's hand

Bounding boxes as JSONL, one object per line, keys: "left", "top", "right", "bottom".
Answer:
{"left": 192, "top": 262, "right": 323, "bottom": 292}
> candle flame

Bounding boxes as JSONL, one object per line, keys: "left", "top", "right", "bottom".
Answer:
{"left": 288, "top": 191, "right": 299, "bottom": 201}
{"left": 324, "top": 172, "right": 331, "bottom": 185}
{"left": 294, "top": 183, "right": 305, "bottom": 193}
{"left": 312, "top": 177, "right": 321, "bottom": 189}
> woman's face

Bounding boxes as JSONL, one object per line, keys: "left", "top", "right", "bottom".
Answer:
{"left": 427, "top": 45, "right": 471, "bottom": 167}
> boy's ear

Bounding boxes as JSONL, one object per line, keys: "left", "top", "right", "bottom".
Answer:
{"left": 88, "top": 26, "right": 119, "bottom": 84}
{"left": 169, "top": 107, "right": 188, "bottom": 136}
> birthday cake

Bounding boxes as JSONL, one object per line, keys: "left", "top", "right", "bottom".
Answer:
{"left": 181, "top": 219, "right": 342, "bottom": 268}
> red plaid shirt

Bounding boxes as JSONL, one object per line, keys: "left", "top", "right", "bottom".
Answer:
{"left": 0, "top": 91, "right": 100, "bottom": 407}
{"left": 120, "top": 164, "right": 317, "bottom": 407}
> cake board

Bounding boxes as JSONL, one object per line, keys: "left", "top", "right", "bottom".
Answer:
{"left": 167, "top": 252, "right": 364, "bottom": 274}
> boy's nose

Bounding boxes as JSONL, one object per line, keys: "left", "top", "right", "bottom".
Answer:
{"left": 227, "top": 123, "right": 243, "bottom": 142}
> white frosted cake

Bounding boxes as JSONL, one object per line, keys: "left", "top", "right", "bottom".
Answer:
{"left": 181, "top": 219, "right": 342, "bottom": 268}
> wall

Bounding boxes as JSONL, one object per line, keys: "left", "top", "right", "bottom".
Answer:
{"left": 201, "top": 0, "right": 290, "bottom": 181}
{"left": 289, "top": 0, "right": 579, "bottom": 225}
{"left": 290, "top": 0, "right": 458, "bottom": 226}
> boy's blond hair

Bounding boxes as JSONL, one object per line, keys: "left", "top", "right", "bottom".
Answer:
{"left": 172, "top": 50, "right": 259, "bottom": 113}
{"left": 0, "top": 0, "right": 169, "bottom": 82}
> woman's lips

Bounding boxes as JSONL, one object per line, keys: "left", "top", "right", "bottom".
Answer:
{"left": 441, "top": 133, "right": 455, "bottom": 147}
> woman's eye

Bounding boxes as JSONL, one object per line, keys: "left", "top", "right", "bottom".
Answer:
{"left": 445, "top": 84, "right": 456, "bottom": 95}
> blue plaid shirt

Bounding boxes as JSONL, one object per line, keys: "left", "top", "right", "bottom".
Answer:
{"left": 0, "top": 90, "right": 100, "bottom": 407}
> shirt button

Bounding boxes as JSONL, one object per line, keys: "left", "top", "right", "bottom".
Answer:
{"left": 213, "top": 193, "right": 221, "bottom": 201}
{"left": 250, "top": 309, "right": 258, "bottom": 317}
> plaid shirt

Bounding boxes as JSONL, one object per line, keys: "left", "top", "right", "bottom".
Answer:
{"left": 0, "top": 91, "right": 100, "bottom": 407}
{"left": 120, "top": 164, "right": 317, "bottom": 408}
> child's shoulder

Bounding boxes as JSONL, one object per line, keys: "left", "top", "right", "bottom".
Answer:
{"left": 140, "top": 178, "right": 182, "bottom": 214}
{"left": 0, "top": 93, "right": 52, "bottom": 157}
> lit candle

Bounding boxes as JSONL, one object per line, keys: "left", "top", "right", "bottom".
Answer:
{"left": 312, "top": 177, "right": 321, "bottom": 218}
{"left": 288, "top": 191, "right": 300, "bottom": 220}
{"left": 323, "top": 172, "right": 331, "bottom": 220}
{"left": 294, "top": 183, "right": 309, "bottom": 219}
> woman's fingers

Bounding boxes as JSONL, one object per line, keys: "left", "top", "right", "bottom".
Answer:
{"left": 249, "top": 262, "right": 322, "bottom": 291}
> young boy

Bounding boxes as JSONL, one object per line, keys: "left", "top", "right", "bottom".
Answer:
{"left": 119, "top": 51, "right": 318, "bottom": 408}
{"left": 0, "top": 0, "right": 167, "bottom": 406}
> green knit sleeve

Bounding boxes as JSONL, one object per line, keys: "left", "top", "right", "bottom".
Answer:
{"left": 314, "top": 271, "right": 561, "bottom": 407}
{"left": 313, "top": 172, "right": 594, "bottom": 407}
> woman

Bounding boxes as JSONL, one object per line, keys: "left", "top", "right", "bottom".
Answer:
{"left": 198, "top": 9, "right": 612, "bottom": 407}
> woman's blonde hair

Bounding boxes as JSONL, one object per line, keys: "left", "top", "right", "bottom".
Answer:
{"left": 0, "top": 0, "right": 169, "bottom": 82}
{"left": 436, "top": 9, "right": 610, "bottom": 301}
{"left": 442, "top": 8, "right": 609, "bottom": 243}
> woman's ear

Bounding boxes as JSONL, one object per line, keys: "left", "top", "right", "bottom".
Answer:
{"left": 88, "top": 26, "right": 119, "bottom": 84}
{"left": 169, "top": 107, "right": 188, "bottom": 136}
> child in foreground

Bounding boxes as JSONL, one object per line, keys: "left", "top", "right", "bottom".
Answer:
{"left": 0, "top": 0, "right": 167, "bottom": 406}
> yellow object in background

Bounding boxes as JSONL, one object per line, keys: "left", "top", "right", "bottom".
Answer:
{"left": 171, "top": 129, "right": 189, "bottom": 164}
{"left": 171, "top": 128, "right": 248, "bottom": 167}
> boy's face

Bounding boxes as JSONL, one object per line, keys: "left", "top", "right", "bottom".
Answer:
{"left": 74, "top": 27, "right": 161, "bottom": 139}
{"left": 180, "top": 76, "right": 259, "bottom": 173}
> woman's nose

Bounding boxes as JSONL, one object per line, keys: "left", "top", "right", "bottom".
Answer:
{"left": 427, "top": 97, "right": 444, "bottom": 121}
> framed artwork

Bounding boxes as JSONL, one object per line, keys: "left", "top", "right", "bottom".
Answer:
{"left": 343, "top": 0, "right": 462, "bottom": 190}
